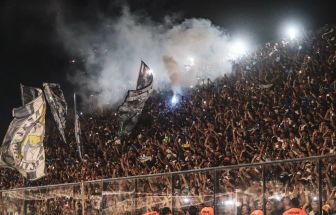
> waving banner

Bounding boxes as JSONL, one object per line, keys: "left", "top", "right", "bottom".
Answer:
{"left": 20, "top": 83, "right": 39, "bottom": 105}
{"left": 0, "top": 87, "right": 46, "bottom": 180}
{"left": 117, "top": 61, "right": 153, "bottom": 135}
{"left": 43, "top": 83, "right": 67, "bottom": 143}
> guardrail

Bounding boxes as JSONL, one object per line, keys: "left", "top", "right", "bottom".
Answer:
{"left": 1, "top": 154, "right": 336, "bottom": 214}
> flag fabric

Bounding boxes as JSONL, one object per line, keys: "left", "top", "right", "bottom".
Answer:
{"left": 136, "top": 61, "right": 153, "bottom": 90}
{"left": 117, "top": 61, "right": 153, "bottom": 135}
{"left": 0, "top": 87, "right": 46, "bottom": 180}
{"left": 43, "top": 83, "right": 68, "bottom": 143}
{"left": 20, "top": 84, "right": 39, "bottom": 105}
{"left": 74, "top": 93, "right": 83, "bottom": 161}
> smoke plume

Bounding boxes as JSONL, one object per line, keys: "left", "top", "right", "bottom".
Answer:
{"left": 56, "top": 6, "right": 234, "bottom": 107}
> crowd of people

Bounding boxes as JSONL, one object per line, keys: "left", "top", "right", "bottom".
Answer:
{"left": 1, "top": 24, "right": 336, "bottom": 214}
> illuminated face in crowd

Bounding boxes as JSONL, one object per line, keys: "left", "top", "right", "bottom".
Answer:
{"left": 266, "top": 201, "right": 274, "bottom": 211}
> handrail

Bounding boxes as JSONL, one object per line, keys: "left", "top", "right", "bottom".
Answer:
{"left": 1, "top": 154, "right": 336, "bottom": 192}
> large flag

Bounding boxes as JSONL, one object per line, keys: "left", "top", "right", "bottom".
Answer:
{"left": 117, "top": 61, "right": 153, "bottom": 135}
{"left": 20, "top": 83, "right": 39, "bottom": 105}
{"left": 0, "top": 87, "right": 46, "bottom": 180}
{"left": 74, "top": 93, "right": 83, "bottom": 161}
{"left": 43, "top": 83, "right": 67, "bottom": 143}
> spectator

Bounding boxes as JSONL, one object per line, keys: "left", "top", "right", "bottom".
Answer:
{"left": 186, "top": 206, "right": 198, "bottom": 215}
{"left": 283, "top": 198, "right": 307, "bottom": 215}
{"left": 160, "top": 207, "right": 172, "bottom": 215}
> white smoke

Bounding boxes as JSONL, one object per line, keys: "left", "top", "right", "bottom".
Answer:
{"left": 56, "top": 7, "right": 235, "bottom": 107}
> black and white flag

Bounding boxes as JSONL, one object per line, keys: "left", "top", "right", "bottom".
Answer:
{"left": 117, "top": 61, "right": 153, "bottom": 135}
{"left": 43, "top": 83, "right": 68, "bottom": 143}
{"left": 0, "top": 87, "right": 46, "bottom": 180}
{"left": 20, "top": 83, "right": 39, "bottom": 105}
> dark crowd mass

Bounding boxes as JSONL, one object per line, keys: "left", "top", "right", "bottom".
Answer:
{"left": 1, "top": 24, "right": 336, "bottom": 215}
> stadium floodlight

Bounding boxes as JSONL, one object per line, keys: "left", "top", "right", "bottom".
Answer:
{"left": 281, "top": 21, "right": 304, "bottom": 41}
{"left": 286, "top": 26, "right": 299, "bottom": 40}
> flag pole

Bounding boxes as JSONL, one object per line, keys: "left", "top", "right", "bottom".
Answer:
{"left": 74, "top": 93, "right": 83, "bottom": 161}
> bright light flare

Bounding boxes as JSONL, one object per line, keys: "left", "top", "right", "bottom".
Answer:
{"left": 183, "top": 197, "right": 190, "bottom": 203}
{"left": 224, "top": 199, "right": 235, "bottom": 206}
{"left": 148, "top": 69, "right": 154, "bottom": 75}
{"left": 229, "top": 38, "right": 250, "bottom": 60}
{"left": 272, "top": 195, "right": 282, "bottom": 201}
{"left": 287, "top": 26, "right": 298, "bottom": 40}
{"left": 234, "top": 40, "right": 248, "bottom": 55}
{"left": 275, "top": 195, "right": 282, "bottom": 201}
{"left": 188, "top": 57, "right": 195, "bottom": 66}
{"left": 184, "top": 57, "right": 195, "bottom": 72}
{"left": 281, "top": 21, "right": 304, "bottom": 41}
{"left": 171, "top": 94, "right": 178, "bottom": 105}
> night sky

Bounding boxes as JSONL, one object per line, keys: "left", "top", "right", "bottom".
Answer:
{"left": 0, "top": 0, "right": 335, "bottom": 138}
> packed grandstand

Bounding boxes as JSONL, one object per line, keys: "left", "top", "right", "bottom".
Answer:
{"left": 0, "top": 24, "right": 336, "bottom": 214}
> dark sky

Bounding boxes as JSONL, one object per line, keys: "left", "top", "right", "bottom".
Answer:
{"left": 0, "top": 0, "right": 335, "bottom": 138}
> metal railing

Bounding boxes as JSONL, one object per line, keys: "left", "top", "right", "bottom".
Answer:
{"left": 1, "top": 154, "right": 336, "bottom": 214}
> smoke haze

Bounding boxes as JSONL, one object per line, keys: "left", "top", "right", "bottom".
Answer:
{"left": 56, "top": 6, "right": 234, "bottom": 107}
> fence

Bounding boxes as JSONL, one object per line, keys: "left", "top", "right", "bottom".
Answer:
{"left": 1, "top": 154, "right": 336, "bottom": 214}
